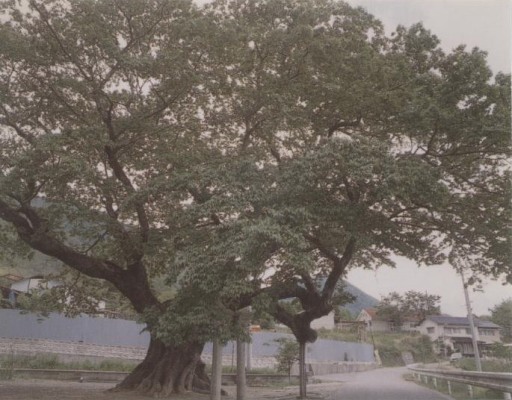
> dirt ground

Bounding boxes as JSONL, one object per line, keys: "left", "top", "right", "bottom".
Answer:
{"left": 0, "top": 379, "right": 342, "bottom": 400}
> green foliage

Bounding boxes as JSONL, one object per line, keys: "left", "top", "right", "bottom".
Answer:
{"left": 376, "top": 291, "right": 441, "bottom": 328}
{"left": 489, "top": 298, "right": 512, "bottom": 343}
{"left": 487, "top": 342, "right": 512, "bottom": 360}
{"left": 253, "top": 311, "right": 276, "bottom": 330}
{"left": 399, "top": 335, "right": 436, "bottom": 363}
{"left": 370, "top": 332, "right": 437, "bottom": 366}
{"left": 15, "top": 291, "right": 64, "bottom": 317}
{"left": 274, "top": 338, "right": 300, "bottom": 377}
{"left": 0, "top": 0, "right": 509, "bottom": 370}
{"left": 316, "top": 328, "right": 359, "bottom": 343}
{"left": 419, "top": 377, "right": 505, "bottom": 400}
{"left": 0, "top": 354, "right": 136, "bottom": 372}
{"left": 455, "top": 357, "right": 512, "bottom": 373}
{"left": 334, "top": 307, "right": 354, "bottom": 323}
{"left": 154, "top": 289, "right": 250, "bottom": 346}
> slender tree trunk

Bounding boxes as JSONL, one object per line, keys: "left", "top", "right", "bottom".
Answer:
{"left": 236, "top": 338, "right": 246, "bottom": 400}
{"left": 114, "top": 335, "right": 210, "bottom": 396}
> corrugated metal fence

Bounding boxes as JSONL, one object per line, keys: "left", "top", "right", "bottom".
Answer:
{"left": 0, "top": 309, "right": 374, "bottom": 362}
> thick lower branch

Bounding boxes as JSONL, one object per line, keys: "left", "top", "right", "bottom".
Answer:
{"left": 0, "top": 200, "right": 159, "bottom": 313}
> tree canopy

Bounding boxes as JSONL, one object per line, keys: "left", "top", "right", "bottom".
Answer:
{"left": 376, "top": 291, "right": 441, "bottom": 328}
{"left": 0, "top": 0, "right": 510, "bottom": 396}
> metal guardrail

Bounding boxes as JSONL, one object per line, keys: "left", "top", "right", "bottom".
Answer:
{"left": 408, "top": 364, "right": 512, "bottom": 400}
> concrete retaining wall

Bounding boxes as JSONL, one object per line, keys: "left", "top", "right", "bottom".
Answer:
{"left": 0, "top": 337, "right": 146, "bottom": 360}
{"left": 0, "top": 337, "right": 377, "bottom": 375}
{"left": 299, "top": 361, "right": 377, "bottom": 375}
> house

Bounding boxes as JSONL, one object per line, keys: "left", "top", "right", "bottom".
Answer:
{"left": 10, "top": 275, "right": 60, "bottom": 293}
{"left": 6, "top": 275, "right": 106, "bottom": 314}
{"left": 356, "top": 308, "right": 420, "bottom": 332}
{"left": 357, "top": 308, "right": 391, "bottom": 332}
{"left": 416, "top": 315, "right": 502, "bottom": 356}
{"left": 0, "top": 273, "right": 24, "bottom": 307}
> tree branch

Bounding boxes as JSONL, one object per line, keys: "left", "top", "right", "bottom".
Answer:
{"left": 303, "top": 233, "right": 341, "bottom": 263}
{"left": 327, "top": 116, "right": 362, "bottom": 138}
{"left": 0, "top": 199, "right": 159, "bottom": 312}
{"left": 321, "top": 237, "right": 356, "bottom": 301}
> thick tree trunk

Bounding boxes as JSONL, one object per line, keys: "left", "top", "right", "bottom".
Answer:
{"left": 114, "top": 335, "right": 210, "bottom": 396}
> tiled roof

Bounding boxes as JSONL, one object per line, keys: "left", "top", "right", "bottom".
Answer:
{"left": 425, "top": 315, "right": 501, "bottom": 329}
{"left": 363, "top": 308, "right": 378, "bottom": 318}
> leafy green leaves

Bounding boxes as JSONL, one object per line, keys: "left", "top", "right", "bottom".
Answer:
{"left": 0, "top": 0, "right": 509, "bottom": 346}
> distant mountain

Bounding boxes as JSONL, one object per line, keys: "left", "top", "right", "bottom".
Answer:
{"left": 341, "top": 281, "right": 379, "bottom": 317}
{"left": 313, "top": 276, "right": 379, "bottom": 318}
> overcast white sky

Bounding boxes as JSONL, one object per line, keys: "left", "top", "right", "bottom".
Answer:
{"left": 344, "top": 0, "right": 511, "bottom": 316}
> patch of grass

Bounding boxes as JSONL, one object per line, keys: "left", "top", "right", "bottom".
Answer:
{"left": 215, "top": 365, "right": 279, "bottom": 374}
{"left": 455, "top": 358, "right": 512, "bottom": 373}
{"left": 247, "top": 367, "right": 281, "bottom": 375}
{"left": 415, "top": 376, "right": 504, "bottom": 400}
{"left": 0, "top": 354, "right": 136, "bottom": 372}
{"left": 316, "top": 328, "right": 359, "bottom": 342}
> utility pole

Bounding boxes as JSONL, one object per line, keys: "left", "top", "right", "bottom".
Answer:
{"left": 460, "top": 270, "right": 482, "bottom": 372}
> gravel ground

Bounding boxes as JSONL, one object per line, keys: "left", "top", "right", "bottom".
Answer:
{"left": 0, "top": 379, "right": 342, "bottom": 400}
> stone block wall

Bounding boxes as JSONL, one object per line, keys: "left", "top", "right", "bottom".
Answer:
{"left": 0, "top": 337, "right": 146, "bottom": 361}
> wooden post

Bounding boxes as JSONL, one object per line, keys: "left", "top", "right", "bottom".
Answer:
{"left": 246, "top": 341, "right": 252, "bottom": 371}
{"left": 299, "top": 341, "right": 307, "bottom": 399}
{"left": 433, "top": 377, "right": 437, "bottom": 389}
{"left": 503, "top": 392, "right": 512, "bottom": 400}
{"left": 236, "top": 338, "right": 246, "bottom": 400}
{"left": 467, "top": 385, "right": 474, "bottom": 399}
{"left": 447, "top": 381, "right": 452, "bottom": 395}
{"left": 210, "top": 339, "right": 223, "bottom": 400}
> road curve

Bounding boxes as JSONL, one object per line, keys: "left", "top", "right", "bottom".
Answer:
{"left": 316, "top": 367, "right": 453, "bottom": 400}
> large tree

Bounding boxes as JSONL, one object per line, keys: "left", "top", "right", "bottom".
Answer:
{"left": 376, "top": 291, "right": 441, "bottom": 329}
{"left": 0, "top": 0, "right": 510, "bottom": 397}
{"left": 0, "top": 0, "right": 225, "bottom": 395}
{"left": 490, "top": 299, "right": 512, "bottom": 343}
{"left": 160, "top": 2, "right": 510, "bottom": 397}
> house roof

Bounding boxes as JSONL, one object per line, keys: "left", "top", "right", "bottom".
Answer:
{"left": 425, "top": 315, "right": 501, "bottom": 329}
{"left": 360, "top": 307, "right": 386, "bottom": 320}
{"left": 363, "top": 308, "right": 378, "bottom": 318}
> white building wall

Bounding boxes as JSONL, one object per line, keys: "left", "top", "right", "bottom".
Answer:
{"left": 11, "top": 278, "right": 59, "bottom": 293}
{"left": 416, "top": 320, "right": 439, "bottom": 340}
{"left": 311, "top": 312, "right": 335, "bottom": 330}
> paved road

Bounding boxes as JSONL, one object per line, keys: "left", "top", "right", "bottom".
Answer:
{"left": 316, "top": 367, "right": 453, "bottom": 400}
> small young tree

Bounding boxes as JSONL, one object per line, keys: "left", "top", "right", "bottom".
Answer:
{"left": 275, "top": 338, "right": 300, "bottom": 383}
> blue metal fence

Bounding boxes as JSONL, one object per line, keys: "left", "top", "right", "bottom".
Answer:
{"left": 0, "top": 309, "right": 374, "bottom": 362}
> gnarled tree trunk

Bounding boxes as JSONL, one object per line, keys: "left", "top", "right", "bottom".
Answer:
{"left": 114, "top": 335, "right": 210, "bottom": 396}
